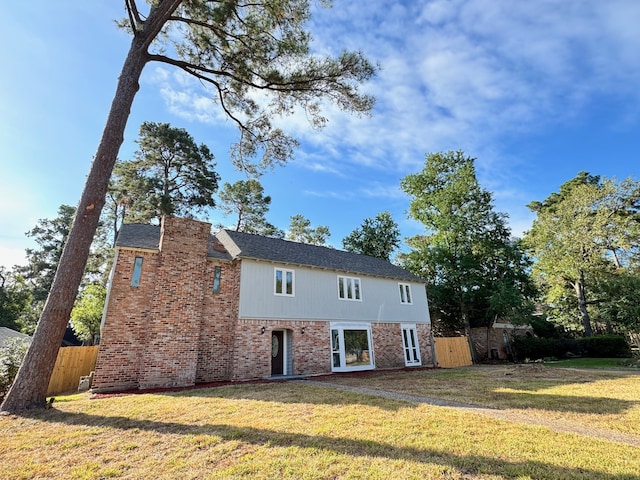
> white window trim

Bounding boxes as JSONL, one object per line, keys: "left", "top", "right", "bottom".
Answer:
{"left": 337, "top": 275, "right": 362, "bottom": 301}
{"left": 330, "top": 322, "right": 374, "bottom": 372}
{"left": 401, "top": 323, "right": 422, "bottom": 366}
{"left": 398, "top": 282, "right": 413, "bottom": 304}
{"left": 274, "top": 267, "right": 295, "bottom": 296}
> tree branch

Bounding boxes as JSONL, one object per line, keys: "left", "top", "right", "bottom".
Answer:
{"left": 125, "top": 0, "right": 143, "bottom": 34}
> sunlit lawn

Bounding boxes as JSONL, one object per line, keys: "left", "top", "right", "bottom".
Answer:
{"left": 1, "top": 365, "right": 639, "bottom": 479}
{"left": 325, "top": 364, "right": 640, "bottom": 436}
{"left": 544, "top": 357, "right": 640, "bottom": 370}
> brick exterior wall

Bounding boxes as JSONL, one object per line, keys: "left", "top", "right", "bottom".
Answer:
{"left": 93, "top": 250, "right": 159, "bottom": 392}
{"left": 93, "top": 217, "right": 435, "bottom": 393}
{"left": 228, "top": 320, "right": 333, "bottom": 380}
{"left": 372, "top": 323, "right": 434, "bottom": 369}
{"left": 417, "top": 323, "right": 435, "bottom": 366}
{"left": 195, "top": 261, "right": 240, "bottom": 383}
{"left": 138, "top": 217, "right": 211, "bottom": 389}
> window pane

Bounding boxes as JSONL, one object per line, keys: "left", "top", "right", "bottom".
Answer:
{"left": 403, "top": 329, "right": 411, "bottom": 361}
{"left": 354, "top": 279, "right": 360, "bottom": 300}
{"left": 399, "top": 284, "right": 405, "bottom": 303}
{"left": 331, "top": 329, "right": 340, "bottom": 351}
{"left": 285, "top": 271, "right": 293, "bottom": 295}
{"left": 347, "top": 278, "right": 353, "bottom": 299}
{"left": 333, "top": 353, "right": 341, "bottom": 368}
{"left": 275, "top": 270, "right": 283, "bottom": 294}
{"left": 131, "top": 257, "right": 143, "bottom": 287}
{"left": 405, "top": 285, "right": 412, "bottom": 304}
{"left": 338, "top": 277, "right": 345, "bottom": 298}
{"left": 213, "top": 266, "right": 221, "bottom": 293}
{"left": 344, "top": 330, "right": 370, "bottom": 367}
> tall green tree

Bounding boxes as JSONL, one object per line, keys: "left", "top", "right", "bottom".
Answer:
{"left": 342, "top": 211, "right": 400, "bottom": 261}
{"left": 287, "top": 214, "right": 330, "bottom": 246}
{"left": 13, "top": 206, "right": 111, "bottom": 333}
{"left": 400, "top": 151, "right": 535, "bottom": 358}
{"left": 70, "top": 284, "right": 107, "bottom": 345}
{"left": 523, "top": 173, "right": 640, "bottom": 336}
{"left": 218, "top": 179, "right": 282, "bottom": 236}
{"left": 110, "top": 122, "right": 220, "bottom": 224}
{"left": 0, "top": 268, "right": 32, "bottom": 332}
{"left": 19, "top": 205, "right": 76, "bottom": 305}
{"left": 3, "top": 0, "right": 375, "bottom": 412}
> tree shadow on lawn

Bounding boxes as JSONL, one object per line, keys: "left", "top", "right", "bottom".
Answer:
{"left": 21, "top": 408, "right": 640, "bottom": 480}
{"left": 489, "top": 389, "right": 637, "bottom": 414}
{"left": 173, "top": 379, "right": 638, "bottom": 417}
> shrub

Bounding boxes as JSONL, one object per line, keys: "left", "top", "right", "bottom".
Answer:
{"left": 511, "top": 334, "right": 631, "bottom": 361}
{"left": 576, "top": 335, "right": 631, "bottom": 358}
{"left": 511, "top": 336, "right": 580, "bottom": 360}
{"left": 0, "top": 338, "right": 30, "bottom": 402}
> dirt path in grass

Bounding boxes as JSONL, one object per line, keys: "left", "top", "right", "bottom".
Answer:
{"left": 299, "top": 379, "right": 640, "bottom": 448}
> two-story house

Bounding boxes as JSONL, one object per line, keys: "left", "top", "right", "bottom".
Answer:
{"left": 92, "top": 216, "right": 434, "bottom": 393}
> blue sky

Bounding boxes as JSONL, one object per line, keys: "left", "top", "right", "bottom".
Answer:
{"left": 1, "top": 1, "right": 639, "bottom": 269}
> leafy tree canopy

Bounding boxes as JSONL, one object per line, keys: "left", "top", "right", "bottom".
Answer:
{"left": 218, "top": 179, "right": 283, "bottom": 236}
{"left": 342, "top": 211, "right": 400, "bottom": 261}
{"left": 110, "top": 121, "right": 220, "bottom": 224}
{"left": 523, "top": 172, "right": 640, "bottom": 336}
{"left": 70, "top": 284, "right": 107, "bottom": 345}
{"left": 17, "top": 205, "right": 76, "bottom": 305}
{"left": 0, "top": 269, "right": 32, "bottom": 332}
{"left": 287, "top": 214, "right": 330, "bottom": 246}
{"left": 400, "top": 151, "right": 536, "bottom": 348}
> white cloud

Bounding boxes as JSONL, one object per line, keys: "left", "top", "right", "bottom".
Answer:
{"left": 145, "top": 0, "right": 640, "bottom": 234}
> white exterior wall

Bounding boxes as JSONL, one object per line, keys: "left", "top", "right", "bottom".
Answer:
{"left": 238, "top": 259, "right": 430, "bottom": 324}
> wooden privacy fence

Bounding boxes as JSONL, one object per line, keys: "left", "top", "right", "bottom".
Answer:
{"left": 434, "top": 337, "right": 473, "bottom": 368}
{"left": 46, "top": 346, "right": 99, "bottom": 396}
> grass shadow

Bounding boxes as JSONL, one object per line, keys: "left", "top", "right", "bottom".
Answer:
{"left": 19, "top": 408, "right": 640, "bottom": 480}
{"left": 491, "top": 389, "right": 637, "bottom": 414}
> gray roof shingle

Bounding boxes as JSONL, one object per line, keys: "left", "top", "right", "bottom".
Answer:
{"left": 115, "top": 224, "right": 161, "bottom": 250}
{"left": 115, "top": 223, "right": 425, "bottom": 283}
{"left": 219, "top": 229, "right": 424, "bottom": 283}
{"left": 0, "top": 327, "right": 31, "bottom": 348}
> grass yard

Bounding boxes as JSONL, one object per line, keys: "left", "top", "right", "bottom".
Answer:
{"left": 1, "top": 365, "right": 639, "bottom": 479}
{"left": 544, "top": 357, "right": 640, "bottom": 370}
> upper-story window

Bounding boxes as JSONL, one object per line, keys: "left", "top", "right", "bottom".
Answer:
{"left": 131, "top": 257, "right": 143, "bottom": 287}
{"left": 213, "top": 266, "right": 222, "bottom": 293}
{"left": 274, "top": 268, "right": 295, "bottom": 296}
{"left": 399, "top": 283, "right": 412, "bottom": 304}
{"left": 338, "top": 275, "right": 361, "bottom": 301}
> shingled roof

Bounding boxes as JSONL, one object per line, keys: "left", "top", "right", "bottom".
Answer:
{"left": 115, "top": 223, "right": 424, "bottom": 283}
{"left": 115, "top": 224, "right": 161, "bottom": 250}
{"left": 218, "top": 229, "right": 424, "bottom": 282}
{"left": 0, "top": 327, "right": 31, "bottom": 348}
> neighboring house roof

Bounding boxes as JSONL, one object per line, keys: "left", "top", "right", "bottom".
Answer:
{"left": 116, "top": 222, "right": 425, "bottom": 283}
{"left": 0, "top": 327, "right": 31, "bottom": 348}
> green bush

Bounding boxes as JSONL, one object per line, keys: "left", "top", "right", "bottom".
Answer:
{"left": 511, "top": 336, "right": 581, "bottom": 360}
{"left": 511, "top": 334, "right": 631, "bottom": 361}
{"left": 0, "top": 338, "right": 30, "bottom": 402}
{"left": 576, "top": 335, "right": 631, "bottom": 358}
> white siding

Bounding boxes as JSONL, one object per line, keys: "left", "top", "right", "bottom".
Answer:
{"left": 238, "top": 259, "right": 430, "bottom": 324}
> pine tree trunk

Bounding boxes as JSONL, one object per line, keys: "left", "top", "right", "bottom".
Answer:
{"left": 0, "top": 37, "right": 149, "bottom": 413}
{"left": 1, "top": 0, "right": 185, "bottom": 413}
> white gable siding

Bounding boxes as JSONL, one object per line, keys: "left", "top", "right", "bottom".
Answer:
{"left": 238, "top": 259, "right": 430, "bottom": 324}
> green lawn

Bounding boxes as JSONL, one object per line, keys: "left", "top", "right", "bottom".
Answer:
{"left": 543, "top": 357, "right": 640, "bottom": 370}
{"left": 1, "top": 366, "right": 639, "bottom": 479}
